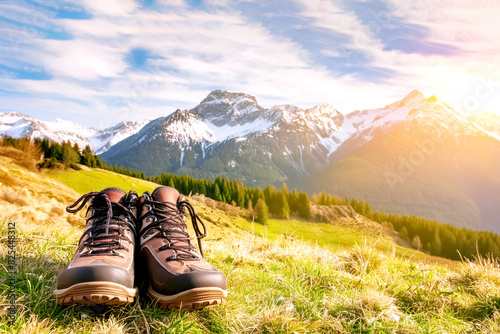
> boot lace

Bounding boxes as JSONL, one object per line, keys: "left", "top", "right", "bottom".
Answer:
{"left": 67, "top": 191, "right": 136, "bottom": 257}
{"left": 139, "top": 198, "right": 207, "bottom": 261}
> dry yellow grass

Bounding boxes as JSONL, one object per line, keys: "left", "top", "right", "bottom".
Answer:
{"left": 0, "top": 155, "right": 85, "bottom": 229}
{"left": 448, "top": 255, "right": 500, "bottom": 297}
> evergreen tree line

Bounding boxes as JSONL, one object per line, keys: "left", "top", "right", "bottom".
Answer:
{"left": 371, "top": 212, "right": 500, "bottom": 261}
{"left": 309, "top": 191, "right": 500, "bottom": 261}
{"left": 142, "top": 173, "right": 312, "bottom": 225}
{"left": 3, "top": 135, "right": 500, "bottom": 261}
{"left": 1, "top": 136, "right": 106, "bottom": 170}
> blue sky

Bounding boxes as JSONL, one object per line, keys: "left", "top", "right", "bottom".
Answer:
{"left": 1, "top": 0, "right": 499, "bottom": 128}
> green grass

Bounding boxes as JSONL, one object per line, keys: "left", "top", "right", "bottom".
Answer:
{"left": 3, "top": 217, "right": 500, "bottom": 333}
{"left": 46, "top": 167, "right": 421, "bottom": 259}
{"left": 3, "top": 156, "right": 500, "bottom": 333}
{"left": 233, "top": 217, "right": 426, "bottom": 260}
{"left": 47, "top": 168, "right": 158, "bottom": 195}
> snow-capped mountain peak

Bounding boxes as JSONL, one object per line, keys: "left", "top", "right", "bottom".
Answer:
{"left": 91, "top": 120, "right": 148, "bottom": 154}
{"left": 194, "top": 90, "right": 265, "bottom": 126}
{"left": 399, "top": 89, "right": 425, "bottom": 105}
{"left": 0, "top": 112, "right": 147, "bottom": 154}
{"left": 161, "top": 109, "right": 215, "bottom": 145}
{"left": 308, "top": 103, "right": 337, "bottom": 114}
{"left": 4, "top": 89, "right": 499, "bottom": 180}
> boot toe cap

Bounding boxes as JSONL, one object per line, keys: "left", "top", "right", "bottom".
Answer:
{"left": 151, "top": 269, "right": 227, "bottom": 296}
{"left": 57, "top": 262, "right": 134, "bottom": 290}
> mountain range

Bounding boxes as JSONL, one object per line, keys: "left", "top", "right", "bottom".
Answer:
{"left": 1, "top": 90, "right": 499, "bottom": 232}
{"left": 0, "top": 112, "right": 147, "bottom": 154}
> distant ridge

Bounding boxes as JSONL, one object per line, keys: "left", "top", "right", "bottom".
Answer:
{"left": 0, "top": 111, "right": 147, "bottom": 154}
{"left": 2, "top": 90, "right": 500, "bottom": 232}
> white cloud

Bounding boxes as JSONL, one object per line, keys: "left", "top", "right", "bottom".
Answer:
{"left": 40, "top": 39, "right": 128, "bottom": 80}
{"left": 293, "top": 0, "right": 384, "bottom": 56}
{"left": 0, "top": 2, "right": 51, "bottom": 26}
{"left": 291, "top": 0, "right": 500, "bottom": 114}
{"left": 156, "top": 0, "right": 187, "bottom": 7}
{"left": 76, "top": 0, "right": 138, "bottom": 16}
{"left": 2, "top": 0, "right": 499, "bottom": 127}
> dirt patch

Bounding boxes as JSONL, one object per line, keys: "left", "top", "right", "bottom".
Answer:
{"left": 312, "top": 204, "right": 357, "bottom": 222}
{"left": 78, "top": 164, "right": 91, "bottom": 171}
{"left": 312, "top": 204, "right": 407, "bottom": 244}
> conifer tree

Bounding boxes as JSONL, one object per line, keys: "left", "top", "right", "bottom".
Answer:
{"left": 411, "top": 235, "right": 422, "bottom": 250}
{"left": 167, "top": 177, "right": 175, "bottom": 189}
{"left": 281, "top": 183, "right": 288, "bottom": 195}
{"left": 298, "top": 192, "right": 311, "bottom": 219}
{"left": 289, "top": 189, "right": 300, "bottom": 213}
{"left": 247, "top": 199, "right": 254, "bottom": 220}
{"left": 255, "top": 198, "right": 268, "bottom": 225}
{"left": 320, "top": 191, "right": 328, "bottom": 205}
{"left": 213, "top": 183, "right": 222, "bottom": 202}
{"left": 61, "top": 141, "right": 79, "bottom": 167}
{"left": 399, "top": 226, "right": 409, "bottom": 242}
{"left": 364, "top": 202, "right": 373, "bottom": 218}
{"left": 281, "top": 192, "right": 290, "bottom": 219}
{"left": 432, "top": 230, "right": 442, "bottom": 256}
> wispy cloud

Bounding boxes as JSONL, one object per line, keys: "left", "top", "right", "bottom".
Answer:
{"left": 1, "top": 0, "right": 499, "bottom": 127}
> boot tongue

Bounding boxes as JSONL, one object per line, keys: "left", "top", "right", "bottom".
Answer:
{"left": 151, "top": 186, "right": 189, "bottom": 249}
{"left": 100, "top": 187, "right": 126, "bottom": 203}
{"left": 148, "top": 187, "right": 198, "bottom": 260}
{"left": 152, "top": 186, "right": 179, "bottom": 204}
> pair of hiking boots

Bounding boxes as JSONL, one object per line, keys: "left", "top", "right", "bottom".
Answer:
{"left": 53, "top": 186, "right": 227, "bottom": 310}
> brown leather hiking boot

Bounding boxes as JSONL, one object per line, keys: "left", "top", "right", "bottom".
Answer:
{"left": 139, "top": 186, "right": 227, "bottom": 310}
{"left": 54, "top": 187, "right": 138, "bottom": 306}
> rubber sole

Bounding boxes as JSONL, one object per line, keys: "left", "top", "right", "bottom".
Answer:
{"left": 148, "top": 286, "right": 227, "bottom": 310}
{"left": 54, "top": 282, "right": 137, "bottom": 306}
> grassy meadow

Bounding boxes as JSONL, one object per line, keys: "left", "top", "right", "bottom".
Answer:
{"left": 47, "top": 168, "right": 159, "bottom": 196}
{"left": 2, "top": 148, "right": 500, "bottom": 333}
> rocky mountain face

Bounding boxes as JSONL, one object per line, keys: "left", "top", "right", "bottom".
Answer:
{"left": 101, "top": 89, "right": 500, "bottom": 232}
{"left": 3, "top": 90, "right": 500, "bottom": 232}
{"left": 100, "top": 90, "right": 347, "bottom": 185}
{"left": 0, "top": 112, "right": 146, "bottom": 154}
{"left": 301, "top": 91, "right": 500, "bottom": 232}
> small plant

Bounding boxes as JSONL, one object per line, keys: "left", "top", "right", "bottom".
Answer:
{"left": 335, "top": 243, "right": 384, "bottom": 276}
{"left": 448, "top": 254, "right": 500, "bottom": 297}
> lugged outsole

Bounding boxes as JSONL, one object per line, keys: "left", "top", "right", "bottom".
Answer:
{"left": 148, "top": 286, "right": 227, "bottom": 310}
{"left": 54, "top": 282, "right": 137, "bottom": 306}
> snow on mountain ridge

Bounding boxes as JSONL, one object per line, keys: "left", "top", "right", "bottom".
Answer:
{"left": 0, "top": 112, "right": 147, "bottom": 154}
{"left": 194, "top": 90, "right": 264, "bottom": 126}
{"left": 91, "top": 121, "right": 148, "bottom": 154}
{"left": 4, "top": 89, "right": 499, "bottom": 167}
{"left": 161, "top": 109, "right": 215, "bottom": 146}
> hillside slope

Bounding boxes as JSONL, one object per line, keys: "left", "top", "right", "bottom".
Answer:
{"left": 2, "top": 151, "right": 500, "bottom": 333}
{"left": 302, "top": 116, "right": 500, "bottom": 232}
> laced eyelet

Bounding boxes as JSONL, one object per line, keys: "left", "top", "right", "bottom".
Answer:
{"left": 146, "top": 215, "right": 157, "bottom": 224}
{"left": 166, "top": 255, "right": 177, "bottom": 261}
